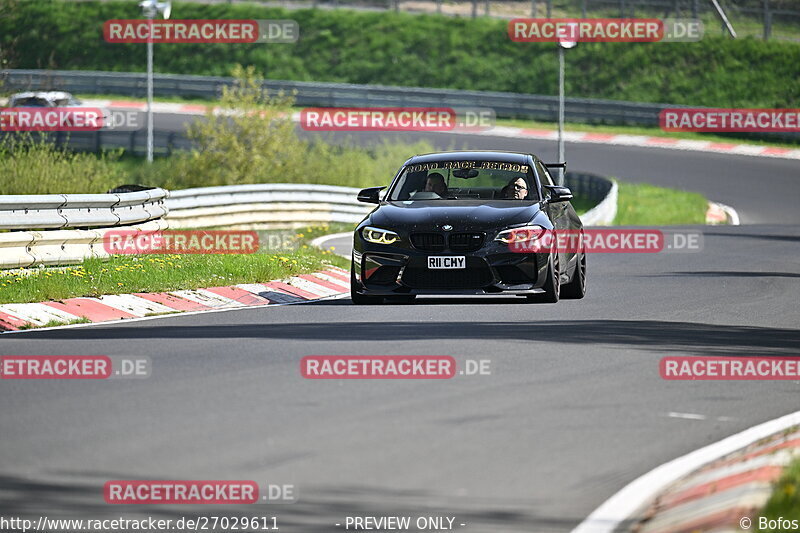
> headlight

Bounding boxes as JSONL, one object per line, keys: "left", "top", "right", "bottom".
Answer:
{"left": 362, "top": 226, "right": 400, "bottom": 245}
{"left": 495, "top": 224, "right": 546, "bottom": 244}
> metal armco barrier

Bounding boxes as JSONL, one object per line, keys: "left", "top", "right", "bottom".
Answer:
{"left": 0, "top": 130, "right": 193, "bottom": 158}
{"left": 4, "top": 69, "right": 795, "bottom": 150}
{"left": 0, "top": 188, "right": 169, "bottom": 230}
{"left": 0, "top": 173, "right": 616, "bottom": 268}
{"left": 165, "top": 175, "right": 617, "bottom": 228}
{"left": 0, "top": 188, "right": 169, "bottom": 268}
{"left": 0, "top": 219, "right": 169, "bottom": 269}
{"left": 565, "top": 171, "right": 617, "bottom": 226}
{"left": 2, "top": 69, "right": 684, "bottom": 126}
{"left": 165, "top": 184, "right": 374, "bottom": 228}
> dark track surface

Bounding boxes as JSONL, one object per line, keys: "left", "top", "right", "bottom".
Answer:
{"left": 0, "top": 114, "right": 798, "bottom": 532}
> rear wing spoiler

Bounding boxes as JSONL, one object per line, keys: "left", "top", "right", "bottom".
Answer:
{"left": 544, "top": 162, "right": 567, "bottom": 170}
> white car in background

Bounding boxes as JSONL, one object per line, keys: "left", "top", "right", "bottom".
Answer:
{"left": 7, "top": 91, "right": 111, "bottom": 127}
{"left": 8, "top": 91, "right": 82, "bottom": 108}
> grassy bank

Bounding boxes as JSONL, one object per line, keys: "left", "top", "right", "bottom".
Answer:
{"left": 0, "top": 232, "right": 348, "bottom": 305}
{"left": 2, "top": 1, "right": 799, "bottom": 108}
{"left": 613, "top": 181, "right": 708, "bottom": 225}
{"left": 758, "top": 456, "right": 800, "bottom": 531}
{"left": 0, "top": 128, "right": 434, "bottom": 195}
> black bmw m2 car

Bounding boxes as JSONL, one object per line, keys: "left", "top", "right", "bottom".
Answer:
{"left": 350, "top": 151, "right": 587, "bottom": 304}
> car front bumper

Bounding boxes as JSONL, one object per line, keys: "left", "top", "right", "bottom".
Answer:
{"left": 352, "top": 236, "right": 551, "bottom": 296}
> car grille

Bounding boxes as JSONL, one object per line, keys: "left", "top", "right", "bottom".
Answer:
{"left": 411, "top": 233, "right": 446, "bottom": 251}
{"left": 401, "top": 257, "right": 493, "bottom": 289}
{"left": 411, "top": 232, "right": 485, "bottom": 252}
{"left": 449, "top": 232, "right": 485, "bottom": 252}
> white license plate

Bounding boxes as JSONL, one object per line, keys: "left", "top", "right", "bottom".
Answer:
{"left": 427, "top": 256, "right": 466, "bottom": 269}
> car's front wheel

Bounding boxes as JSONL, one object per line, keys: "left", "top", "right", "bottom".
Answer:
{"left": 350, "top": 269, "right": 383, "bottom": 305}
{"left": 527, "top": 254, "right": 560, "bottom": 303}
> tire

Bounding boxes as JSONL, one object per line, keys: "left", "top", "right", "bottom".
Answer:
{"left": 527, "top": 254, "right": 560, "bottom": 303}
{"left": 560, "top": 251, "right": 587, "bottom": 300}
{"left": 350, "top": 268, "right": 383, "bottom": 305}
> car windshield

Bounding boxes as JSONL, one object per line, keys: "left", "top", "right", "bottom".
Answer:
{"left": 9, "top": 97, "right": 51, "bottom": 107}
{"left": 388, "top": 160, "right": 538, "bottom": 201}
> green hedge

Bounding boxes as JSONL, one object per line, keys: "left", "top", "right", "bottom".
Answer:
{"left": 2, "top": 0, "right": 799, "bottom": 107}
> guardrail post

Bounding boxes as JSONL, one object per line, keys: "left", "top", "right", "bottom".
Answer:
{"left": 546, "top": 0, "right": 552, "bottom": 18}
{"left": 581, "top": 0, "right": 587, "bottom": 18}
{"left": 763, "top": 0, "right": 772, "bottom": 40}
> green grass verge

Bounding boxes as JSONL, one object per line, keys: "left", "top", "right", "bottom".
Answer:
{"left": 18, "top": 317, "right": 92, "bottom": 330}
{"left": 758, "top": 456, "right": 800, "bottom": 531}
{"left": 613, "top": 181, "right": 708, "bottom": 225}
{"left": 569, "top": 195, "right": 595, "bottom": 215}
{"left": 0, "top": 244, "right": 348, "bottom": 305}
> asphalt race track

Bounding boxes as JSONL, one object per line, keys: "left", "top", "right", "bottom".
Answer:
{"left": 0, "top": 114, "right": 798, "bottom": 532}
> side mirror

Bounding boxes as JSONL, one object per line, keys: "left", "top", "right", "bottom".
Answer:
{"left": 544, "top": 185, "right": 573, "bottom": 203}
{"left": 357, "top": 186, "right": 386, "bottom": 204}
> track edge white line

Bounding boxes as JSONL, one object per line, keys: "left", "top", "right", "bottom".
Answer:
{"left": 571, "top": 409, "right": 800, "bottom": 533}
{"left": 311, "top": 231, "right": 354, "bottom": 258}
{"left": 717, "top": 203, "right": 741, "bottom": 226}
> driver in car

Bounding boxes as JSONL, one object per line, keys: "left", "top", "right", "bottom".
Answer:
{"left": 424, "top": 173, "right": 448, "bottom": 197}
{"left": 501, "top": 177, "right": 529, "bottom": 200}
